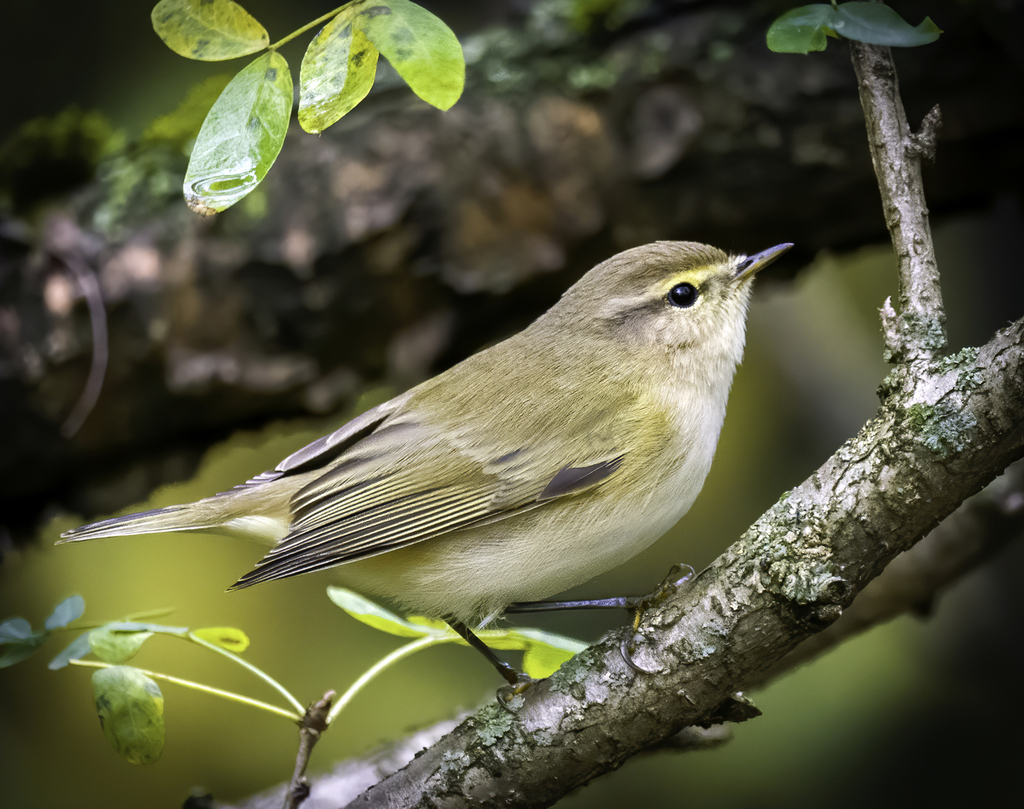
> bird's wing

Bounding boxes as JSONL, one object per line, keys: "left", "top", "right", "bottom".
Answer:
{"left": 230, "top": 398, "right": 627, "bottom": 589}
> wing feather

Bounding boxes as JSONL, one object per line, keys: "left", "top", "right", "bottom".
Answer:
{"left": 231, "top": 386, "right": 634, "bottom": 589}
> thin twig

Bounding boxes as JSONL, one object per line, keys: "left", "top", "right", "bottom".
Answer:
{"left": 188, "top": 632, "right": 306, "bottom": 715}
{"left": 68, "top": 659, "right": 302, "bottom": 722}
{"left": 285, "top": 691, "right": 336, "bottom": 809}
{"left": 849, "top": 41, "right": 947, "bottom": 362}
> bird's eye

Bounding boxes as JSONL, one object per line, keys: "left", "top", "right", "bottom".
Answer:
{"left": 667, "top": 282, "right": 698, "bottom": 308}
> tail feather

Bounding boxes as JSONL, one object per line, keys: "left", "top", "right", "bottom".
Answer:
{"left": 58, "top": 505, "right": 219, "bottom": 542}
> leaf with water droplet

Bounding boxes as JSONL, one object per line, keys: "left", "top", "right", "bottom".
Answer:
{"left": 299, "top": 11, "right": 380, "bottom": 134}
{"left": 92, "top": 666, "right": 165, "bottom": 764}
{"left": 352, "top": 0, "right": 464, "bottom": 111}
{"left": 184, "top": 51, "right": 293, "bottom": 214}
{"left": 152, "top": 0, "right": 269, "bottom": 61}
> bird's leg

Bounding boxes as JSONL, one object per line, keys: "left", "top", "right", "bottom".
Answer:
{"left": 505, "top": 596, "right": 633, "bottom": 612}
{"left": 507, "top": 564, "right": 696, "bottom": 673}
{"left": 446, "top": 619, "right": 536, "bottom": 705}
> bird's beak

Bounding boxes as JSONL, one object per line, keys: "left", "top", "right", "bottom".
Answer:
{"left": 733, "top": 243, "right": 794, "bottom": 281}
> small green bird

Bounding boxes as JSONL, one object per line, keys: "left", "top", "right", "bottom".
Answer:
{"left": 61, "top": 240, "right": 791, "bottom": 684}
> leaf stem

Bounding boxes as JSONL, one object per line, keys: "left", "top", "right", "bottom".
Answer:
{"left": 187, "top": 632, "right": 305, "bottom": 714}
{"left": 270, "top": 3, "right": 352, "bottom": 50}
{"left": 327, "top": 636, "right": 452, "bottom": 724}
{"left": 68, "top": 659, "right": 302, "bottom": 723}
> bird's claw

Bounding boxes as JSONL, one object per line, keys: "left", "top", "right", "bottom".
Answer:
{"left": 628, "top": 563, "right": 695, "bottom": 615}
{"left": 619, "top": 563, "right": 695, "bottom": 674}
{"left": 496, "top": 673, "right": 538, "bottom": 712}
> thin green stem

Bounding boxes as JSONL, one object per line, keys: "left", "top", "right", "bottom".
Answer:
{"left": 187, "top": 632, "right": 305, "bottom": 714}
{"left": 69, "top": 659, "right": 302, "bottom": 723}
{"left": 270, "top": 3, "right": 353, "bottom": 50}
{"left": 327, "top": 636, "right": 453, "bottom": 724}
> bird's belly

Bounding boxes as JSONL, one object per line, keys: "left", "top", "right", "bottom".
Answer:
{"left": 336, "top": 456, "right": 706, "bottom": 624}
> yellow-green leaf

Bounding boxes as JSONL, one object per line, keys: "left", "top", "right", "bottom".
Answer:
{"left": 299, "top": 12, "right": 380, "bottom": 134}
{"left": 328, "top": 588, "right": 585, "bottom": 678}
{"left": 152, "top": 0, "right": 269, "bottom": 61}
{"left": 183, "top": 50, "right": 293, "bottom": 214}
{"left": 327, "top": 587, "right": 449, "bottom": 638}
{"left": 516, "top": 628, "right": 586, "bottom": 679}
{"left": 477, "top": 626, "right": 586, "bottom": 679}
{"left": 352, "top": 0, "right": 464, "bottom": 111}
{"left": 92, "top": 666, "right": 165, "bottom": 765}
{"left": 191, "top": 626, "right": 250, "bottom": 653}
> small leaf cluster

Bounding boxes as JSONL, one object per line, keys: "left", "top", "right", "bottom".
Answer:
{"left": 3, "top": 590, "right": 585, "bottom": 767}
{"left": 2, "top": 597, "right": 250, "bottom": 764}
{"left": 768, "top": 2, "right": 941, "bottom": 54}
{"left": 151, "top": 0, "right": 465, "bottom": 214}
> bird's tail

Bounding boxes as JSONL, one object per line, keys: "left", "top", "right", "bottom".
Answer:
{"left": 58, "top": 504, "right": 221, "bottom": 543}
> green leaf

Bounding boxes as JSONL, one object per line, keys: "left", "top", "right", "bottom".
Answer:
{"left": 49, "top": 632, "right": 93, "bottom": 670}
{"left": 0, "top": 616, "right": 33, "bottom": 642}
{"left": 152, "top": 0, "right": 269, "bottom": 61}
{"left": 45, "top": 595, "right": 86, "bottom": 631}
{"left": 0, "top": 617, "right": 47, "bottom": 668}
{"left": 519, "top": 630, "right": 585, "bottom": 680}
{"left": 90, "top": 626, "right": 155, "bottom": 665}
{"left": 299, "top": 11, "right": 380, "bottom": 134}
{"left": 327, "top": 586, "right": 449, "bottom": 638}
{"left": 477, "top": 626, "right": 586, "bottom": 679}
{"left": 352, "top": 0, "right": 465, "bottom": 111}
{"left": 767, "top": 2, "right": 940, "bottom": 53}
{"left": 92, "top": 666, "right": 166, "bottom": 764}
{"left": 183, "top": 50, "right": 293, "bottom": 214}
{"left": 767, "top": 5, "right": 835, "bottom": 53}
{"left": 329, "top": 588, "right": 585, "bottom": 678}
{"left": 831, "top": 3, "right": 941, "bottom": 48}
{"left": 191, "top": 626, "right": 250, "bottom": 653}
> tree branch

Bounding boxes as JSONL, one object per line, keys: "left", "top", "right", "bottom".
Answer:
{"left": 753, "top": 458, "right": 1024, "bottom": 685}
{"left": 850, "top": 41, "right": 947, "bottom": 362}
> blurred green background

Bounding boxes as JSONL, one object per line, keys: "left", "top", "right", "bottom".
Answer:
{"left": 2, "top": 1, "right": 1023, "bottom": 808}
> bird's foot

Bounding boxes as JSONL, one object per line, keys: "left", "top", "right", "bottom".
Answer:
{"left": 496, "top": 672, "right": 538, "bottom": 712}
{"left": 619, "top": 563, "right": 695, "bottom": 673}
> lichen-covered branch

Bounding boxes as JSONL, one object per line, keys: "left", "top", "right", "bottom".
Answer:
{"left": 850, "top": 41, "right": 947, "bottom": 362}
{"left": 752, "top": 458, "right": 1024, "bottom": 685}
